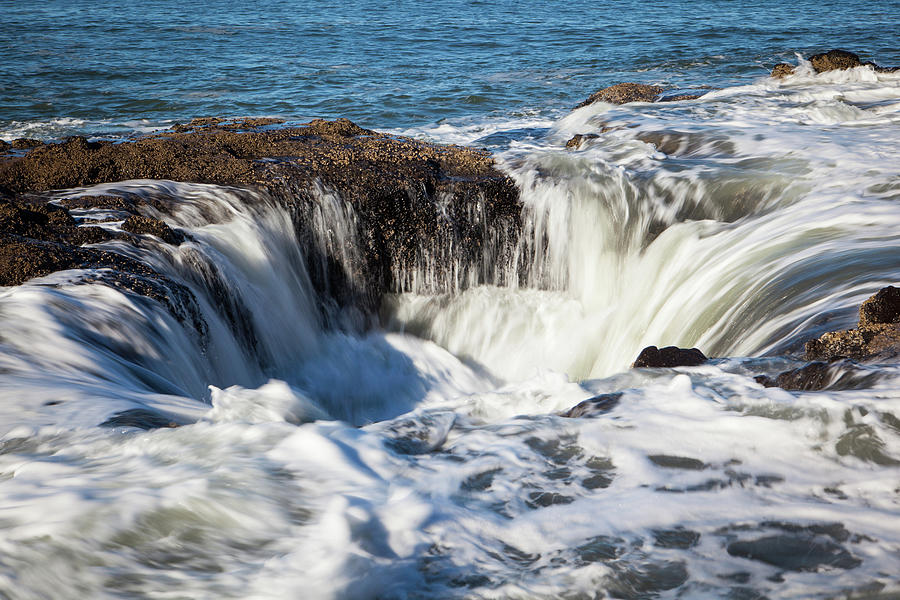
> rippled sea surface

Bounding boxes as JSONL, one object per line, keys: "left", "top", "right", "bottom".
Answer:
{"left": 2, "top": 0, "right": 899, "bottom": 137}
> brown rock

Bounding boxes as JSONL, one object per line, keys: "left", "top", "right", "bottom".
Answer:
{"left": 10, "top": 138, "right": 42, "bottom": 150}
{"left": 575, "top": 83, "right": 664, "bottom": 108}
{"left": 0, "top": 196, "right": 113, "bottom": 246}
{"left": 773, "top": 50, "right": 896, "bottom": 78}
{"left": 57, "top": 194, "right": 135, "bottom": 211}
{"left": 0, "top": 118, "right": 523, "bottom": 326}
{"left": 631, "top": 346, "right": 708, "bottom": 368}
{"left": 771, "top": 63, "right": 796, "bottom": 78}
{"left": 809, "top": 49, "right": 862, "bottom": 73}
{"left": 805, "top": 286, "right": 900, "bottom": 362}
{"left": 121, "top": 215, "right": 184, "bottom": 245}
{"left": 858, "top": 286, "right": 900, "bottom": 327}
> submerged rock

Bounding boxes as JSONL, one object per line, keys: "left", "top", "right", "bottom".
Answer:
{"left": 565, "top": 133, "right": 600, "bottom": 148}
{"left": 100, "top": 408, "right": 186, "bottom": 430}
{"left": 805, "top": 286, "right": 900, "bottom": 362}
{"left": 727, "top": 534, "right": 860, "bottom": 571}
{"left": 754, "top": 360, "right": 884, "bottom": 392}
{"left": 560, "top": 392, "right": 622, "bottom": 418}
{"left": 656, "top": 93, "right": 703, "bottom": 102}
{"left": 754, "top": 362, "right": 830, "bottom": 391}
{"left": 631, "top": 345, "right": 708, "bottom": 368}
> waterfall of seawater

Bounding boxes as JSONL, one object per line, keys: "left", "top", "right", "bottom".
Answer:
{"left": 388, "top": 65, "right": 900, "bottom": 380}
{"left": 3, "top": 65, "right": 900, "bottom": 599}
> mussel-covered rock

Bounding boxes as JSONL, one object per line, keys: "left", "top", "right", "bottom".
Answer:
{"left": 575, "top": 83, "right": 664, "bottom": 108}
{"left": 805, "top": 286, "right": 900, "bottom": 362}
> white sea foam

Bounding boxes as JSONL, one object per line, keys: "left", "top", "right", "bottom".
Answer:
{"left": 2, "top": 72, "right": 900, "bottom": 598}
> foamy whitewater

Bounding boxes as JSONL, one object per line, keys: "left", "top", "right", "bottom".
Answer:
{"left": 3, "top": 61, "right": 900, "bottom": 599}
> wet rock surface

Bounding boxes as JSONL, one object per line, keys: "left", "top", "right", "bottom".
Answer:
{"left": 770, "top": 63, "right": 795, "bottom": 78}
{"left": 771, "top": 48, "right": 898, "bottom": 77}
{"left": 0, "top": 117, "right": 522, "bottom": 326}
{"left": 560, "top": 392, "right": 622, "bottom": 418}
{"left": 721, "top": 521, "right": 862, "bottom": 573}
{"left": 805, "top": 286, "right": 900, "bottom": 362}
{"left": 727, "top": 534, "right": 860, "bottom": 572}
{"left": 565, "top": 133, "right": 600, "bottom": 149}
{"left": 121, "top": 215, "right": 185, "bottom": 245}
{"left": 631, "top": 345, "right": 708, "bottom": 368}
{"left": 754, "top": 360, "right": 882, "bottom": 392}
{"left": 575, "top": 83, "right": 665, "bottom": 108}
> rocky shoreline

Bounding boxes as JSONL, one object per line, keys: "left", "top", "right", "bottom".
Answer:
{"left": 0, "top": 117, "right": 522, "bottom": 328}
{"left": 2, "top": 51, "right": 899, "bottom": 387}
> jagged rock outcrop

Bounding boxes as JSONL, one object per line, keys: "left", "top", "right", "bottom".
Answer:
{"left": 805, "top": 286, "right": 900, "bottom": 362}
{"left": 575, "top": 83, "right": 665, "bottom": 108}
{"left": 574, "top": 83, "right": 708, "bottom": 110}
{"left": 0, "top": 117, "right": 523, "bottom": 328}
{"left": 771, "top": 49, "right": 899, "bottom": 78}
{"left": 631, "top": 346, "right": 708, "bottom": 368}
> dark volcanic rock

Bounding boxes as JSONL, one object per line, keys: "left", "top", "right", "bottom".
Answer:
{"left": 858, "top": 286, "right": 900, "bottom": 327}
{"left": 0, "top": 196, "right": 115, "bottom": 247}
{"left": 121, "top": 215, "right": 184, "bottom": 245}
{"left": 0, "top": 117, "right": 522, "bottom": 328}
{"left": 631, "top": 345, "right": 708, "bottom": 368}
{"left": 805, "top": 286, "right": 900, "bottom": 362}
{"left": 575, "top": 83, "right": 664, "bottom": 108}
{"left": 809, "top": 49, "right": 863, "bottom": 73}
{"left": 755, "top": 362, "right": 831, "bottom": 391}
{"left": 560, "top": 392, "right": 622, "bottom": 418}
{"left": 11, "top": 138, "right": 42, "bottom": 150}
{"left": 751, "top": 361, "right": 881, "bottom": 392}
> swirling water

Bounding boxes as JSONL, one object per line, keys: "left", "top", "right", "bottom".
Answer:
{"left": 3, "top": 2, "right": 900, "bottom": 599}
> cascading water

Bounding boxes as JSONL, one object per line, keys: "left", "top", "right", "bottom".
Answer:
{"left": 2, "top": 64, "right": 900, "bottom": 599}
{"left": 389, "top": 64, "right": 900, "bottom": 379}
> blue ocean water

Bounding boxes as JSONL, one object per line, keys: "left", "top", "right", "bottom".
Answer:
{"left": 2, "top": 0, "right": 899, "bottom": 137}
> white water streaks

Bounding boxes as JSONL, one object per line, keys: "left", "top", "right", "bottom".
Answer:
{"left": 2, "top": 367, "right": 900, "bottom": 598}
{"left": 390, "top": 64, "right": 900, "bottom": 379}
{"left": 2, "top": 66, "right": 900, "bottom": 598}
